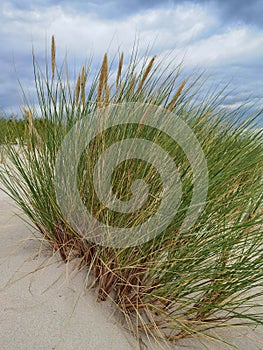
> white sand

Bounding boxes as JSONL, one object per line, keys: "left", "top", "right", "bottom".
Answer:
{"left": 0, "top": 188, "right": 262, "bottom": 350}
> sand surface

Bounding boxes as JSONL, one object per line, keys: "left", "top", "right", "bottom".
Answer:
{"left": 0, "top": 188, "right": 262, "bottom": 350}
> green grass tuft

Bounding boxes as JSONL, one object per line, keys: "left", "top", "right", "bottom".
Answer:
{"left": 0, "top": 38, "right": 262, "bottom": 347}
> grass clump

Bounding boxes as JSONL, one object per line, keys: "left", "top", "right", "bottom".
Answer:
{"left": 0, "top": 37, "right": 262, "bottom": 347}
{"left": 0, "top": 117, "right": 26, "bottom": 145}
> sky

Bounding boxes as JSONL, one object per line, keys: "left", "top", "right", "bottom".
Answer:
{"left": 0, "top": 0, "right": 263, "bottom": 118}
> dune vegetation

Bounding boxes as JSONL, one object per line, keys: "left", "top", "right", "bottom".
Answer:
{"left": 0, "top": 36, "right": 262, "bottom": 347}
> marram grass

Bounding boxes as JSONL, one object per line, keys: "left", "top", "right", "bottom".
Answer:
{"left": 0, "top": 37, "right": 262, "bottom": 348}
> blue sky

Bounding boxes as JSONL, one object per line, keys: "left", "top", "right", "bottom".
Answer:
{"left": 0, "top": 0, "right": 263, "bottom": 117}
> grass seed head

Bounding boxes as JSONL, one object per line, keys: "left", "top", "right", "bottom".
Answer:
{"left": 128, "top": 73, "right": 137, "bottom": 96}
{"left": 135, "top": 55, "right": 156, "bottom": 97}
{"left": 81, "top": 66, "right": 86, "bottom": 108}
{"left": 167, "top": 79, "right": 186, "bottom": 111}
{"left": 116, "top": 52, "right": 124, "bottom": 88}
{"left": 23, "top": 107, "right": 33, "bottom": 135}
{"left": 98, "top": 53, "right": 108, "bottom": 108}
{"left": 75, "top": 74, "right": 81, "bottom": 106}
{"left": 51, "top": 35, "right": 56, "bottom": 79}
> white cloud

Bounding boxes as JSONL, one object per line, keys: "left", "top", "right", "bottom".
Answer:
{"left": 2, "top": 1, "right": 262, "bottom": 68}
{"left": 177, "top": 27, "right": 263, "bottom": 67}
{"left": 0, "top": 1, "right": 262, "bottom": 114}
{"left": 1, "top": 2, "right": 218, "bottom": 58}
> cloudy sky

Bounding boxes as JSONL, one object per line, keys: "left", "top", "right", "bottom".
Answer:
{"left": 0, "top": 0, "right": 263, "bottom": 118}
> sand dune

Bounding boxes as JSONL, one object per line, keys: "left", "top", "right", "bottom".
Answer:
{"left": 0, "top": 188, "right": 262, "bottom": 349}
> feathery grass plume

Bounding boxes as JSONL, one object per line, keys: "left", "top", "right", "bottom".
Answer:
{"left": 75, "top": 74, "right": 81, "bottom": 106}
{"left": 167, "top": 79, "right": 186, "bottom": 112}
{"left": 98, "top": 53, "right": 108, "bottom": 108}
{"left": 51, "top": 35, "right": 56, "bottom": 79}
{"left": 101, "top": 53, "right": 108, "bottom": 88}
{"left": 81, "top": 66, "right": 86, "bottom": 108}
{"left": 105, "top": 84, "right": 110, "bottom": 106}
{"left": 135, "top": 55, "right": 156, "bottom": 97}
{"left": 116, "top": 52, "right": 124, "bottom": 88}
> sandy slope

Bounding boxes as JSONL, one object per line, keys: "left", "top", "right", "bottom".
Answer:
{"left": 0, "top": 188, "right": 262, "bottom": 350}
